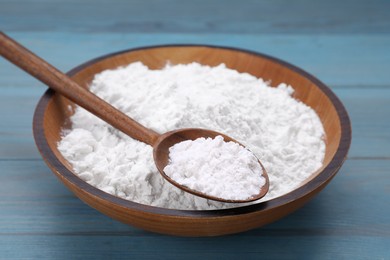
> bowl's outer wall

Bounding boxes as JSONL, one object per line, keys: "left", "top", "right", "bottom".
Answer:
{"left": 33, "top": 45, "right": 351, "bottom": 236}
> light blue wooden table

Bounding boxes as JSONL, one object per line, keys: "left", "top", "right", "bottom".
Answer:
{"left": 1, "top": 0, "right": 389, "bottom": 258}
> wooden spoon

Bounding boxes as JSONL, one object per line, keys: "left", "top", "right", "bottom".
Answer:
{"left": 0, "top": 32, "right": 269, "bottom": 203}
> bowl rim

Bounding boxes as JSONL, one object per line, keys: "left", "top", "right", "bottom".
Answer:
{"left": 33, "top": 44, "right": 352, "bottom": 218}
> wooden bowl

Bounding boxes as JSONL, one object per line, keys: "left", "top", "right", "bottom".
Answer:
{"left": 33, "top": 45, "right": 351, "bottom": 236}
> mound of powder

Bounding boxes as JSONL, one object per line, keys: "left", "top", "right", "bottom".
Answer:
{"left": 164, "top": 135, "right": 266, "bottom": 201}
{"left": 58, "top": 62, "right": 325, "bottom": 210}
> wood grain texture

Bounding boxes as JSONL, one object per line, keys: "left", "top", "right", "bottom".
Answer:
{"left": 1, "top": 33, "right": 389, "bottom": 87}
{"left": 0, "top": 0, "right": 389, "bottom": 257}
{"left": 1, "top": 0, "right": 389, "bottom": 34}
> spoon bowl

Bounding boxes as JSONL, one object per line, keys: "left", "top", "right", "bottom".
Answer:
{"left": 153, "top": 128, "right": 269, "bottom": 203}
{"left": 0, "top": 31, "right": 269, "bottom": 203}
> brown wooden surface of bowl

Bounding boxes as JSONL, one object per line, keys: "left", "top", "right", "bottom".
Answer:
{"left": 33, "top": 45, "right": 351, "bottom": 236}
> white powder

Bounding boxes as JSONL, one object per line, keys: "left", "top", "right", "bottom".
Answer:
{"left": 58, "top": 62, "right": 325, "bottom": 210}
{"left": 164, "top": 135, "right": 266, "bottom": 201}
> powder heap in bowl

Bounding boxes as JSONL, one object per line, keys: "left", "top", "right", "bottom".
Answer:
{"left": 58, "top": 62, "right": 325, "bottom": 210}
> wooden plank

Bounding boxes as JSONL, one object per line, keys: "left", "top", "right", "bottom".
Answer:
{"left": 1, "top": 33, "right": 389, "bottom": 87}
{"left": 0, "top": 159, "right": 389, "bottom": 258}
{"left": 0, "top": 86, "right": 388, "bottom": 159}
{"left": 336, "top": 88, "right": 390, "bottom": 159}
{"left": 0, "top": 0, "right": 389, "bottom": 34}
{"left": 0, "top": 236, "right": 388, "bottom": 259}
{"left": 0, "top": 86, "right": 42, "bottom": 159}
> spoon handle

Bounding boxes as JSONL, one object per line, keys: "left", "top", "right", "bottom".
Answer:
{"left": 0, "top": 31, "right": 160, "bottom": 146}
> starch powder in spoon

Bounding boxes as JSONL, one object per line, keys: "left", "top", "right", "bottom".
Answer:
{"left": 58, "top": 62, "right": 325, "bottom": 210}
{"left": 164, "top": 135, "right": 266, "bottom": 201}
